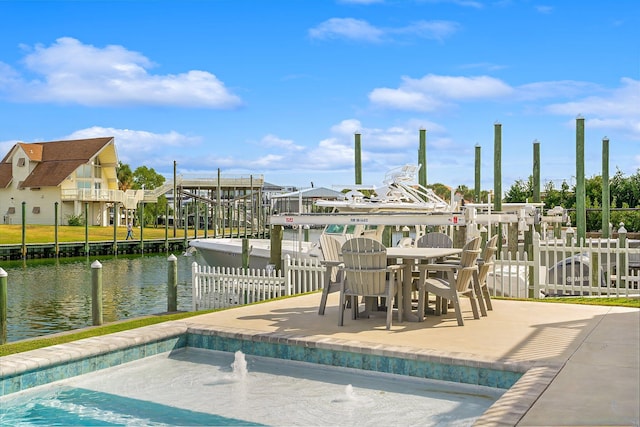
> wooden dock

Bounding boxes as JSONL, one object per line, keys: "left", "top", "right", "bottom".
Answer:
{"left": 0, "top": 238, "right": 188, "bottom": 260}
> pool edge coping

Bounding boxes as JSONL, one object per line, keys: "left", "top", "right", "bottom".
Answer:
{"left": 0, "top": 319, "right": 557, "bottom": 426}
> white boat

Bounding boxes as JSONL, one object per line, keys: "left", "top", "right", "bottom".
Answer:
{"left": 189, "top": 164, "right": 453, "bottom": 269}
{"left": 189, "top": 236, "right": 322, "bottom": 270}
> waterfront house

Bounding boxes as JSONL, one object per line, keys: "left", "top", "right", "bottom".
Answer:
{"left": 0, "top": 137, "right": 146, "bottom": 226}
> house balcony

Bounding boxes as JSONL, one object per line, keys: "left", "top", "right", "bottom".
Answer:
{"left": 60, "top": 189, "right": 151, "bottom": 209}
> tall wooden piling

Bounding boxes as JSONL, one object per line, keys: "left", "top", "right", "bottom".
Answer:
{"left": 493, "top": 123, "right": 503, "bottom": 255}
{"left": 419, "top": 128, "right": 427, "bottom": 189}
{"left": 112, "top": 202, "right": 118, "bottom": 254}
{"left": 602, "top": 137, "right": 610, "bottom": 238}
{"left": 355, "top": 132, "right": 362, "bottom": 185}
{"left": 533, "top": 140, "right": 540, "bottom": 204}
{"left": 84, "top": 202, "right": 89, "bottom": 255}
{"left": 242, "top": 238, "right": 250, "bottom": 269}
{"left": 270, "top": 225, "right": 283, "bottom": 271}
{"left": 474, "top": 144, "right": 481, "bottom": 203}
{"left": 54, "top": 202, "right": 60, "bottom": 257}
{"left": 576, "top": 116, "right": 586, "bottom": 244}
{"left": 21, "top": 201, "right": 26, "bottom": 259}
{"left": 493, "top": 123, "right": 502, "bottom": 212}
{"left": 173, "top": 160, "right": 177, "bottom": 238}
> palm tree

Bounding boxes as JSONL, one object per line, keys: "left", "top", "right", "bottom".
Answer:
{"left": 117, "top": 162, "right": 134, "bottom": 191}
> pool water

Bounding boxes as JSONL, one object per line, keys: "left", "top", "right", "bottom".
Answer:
{"left": 1, "top": 348, "right": 503, "bottom": 426}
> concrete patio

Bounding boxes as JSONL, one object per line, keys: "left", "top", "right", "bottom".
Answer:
{"left": 183, "top": 292, "right": 639, "bottom": 426}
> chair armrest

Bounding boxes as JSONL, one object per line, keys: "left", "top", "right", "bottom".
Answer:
{"left": 320, "top": 260, "right": 344, "bottom": 267}
{"left": 386, "top": 264, "right": 405, "bottom": 271}
{"left": 418, "top": 263, "right": 459, "bottom": 273}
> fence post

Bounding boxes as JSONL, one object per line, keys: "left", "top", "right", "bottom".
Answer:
{"left": 284, "top": 255, "right": 292, "bottom": 295}
{"left": 91, "top": 260, "right": 103, "bottom": 326}
{"left": 532, "top": 232, "right": 541, "bottom": 298}
{"left": 618, "top": 223, "right": 627, "bottom": 288}
{"left": 167, "top": 254, "right": 178, "bottom": 312}
{"left": 0, "top": 268, "right": 7, "bottom": 344}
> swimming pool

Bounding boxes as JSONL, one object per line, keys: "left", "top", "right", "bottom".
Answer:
{"left": 0, "top": 322, "right": 533, "bottom": 426}
{"left": 2, "top": 348, "right": 503, "bottom": 426}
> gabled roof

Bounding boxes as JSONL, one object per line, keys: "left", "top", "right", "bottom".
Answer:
{"left": 0, "top": 163, "right": 11, "bottom": 188}
{"left": 0, "top": 137, "right": 115, "bottom": 189}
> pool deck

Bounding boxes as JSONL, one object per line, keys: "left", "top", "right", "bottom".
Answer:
{"left": 3, "top": 294, "right": 639, "bottom": 426}
{"left": 181, "top": 294, "right": 639, "bottom": 426}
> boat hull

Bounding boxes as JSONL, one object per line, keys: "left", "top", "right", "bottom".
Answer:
{"left": 189, "top": 238, "right": 322, "bottom": 269}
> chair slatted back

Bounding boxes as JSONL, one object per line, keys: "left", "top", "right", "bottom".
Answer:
{"left": 320, "top": 234, "right": 342, "bottom": 282}
{"left": 477, "top": 234, "right": 499, "bottom": 284}
{"left": 416, "top": 232, "right": 453, "bottom": 248}
{"left": 320, "top": 234, "right": 342, "bottom": 263}
{"left": 453, "top": 236, "right": 482, "bottom": 292}
{"left": 341, "top": 238, "right": 387, "bottom": 296}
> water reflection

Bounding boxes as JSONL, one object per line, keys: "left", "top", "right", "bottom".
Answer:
{"left": 2, "top": 253, "right": 201, "bottom": 343}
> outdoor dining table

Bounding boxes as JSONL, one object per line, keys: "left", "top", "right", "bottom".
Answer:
{"left": 386, "top": 246, "right": 463, "bottom": 322}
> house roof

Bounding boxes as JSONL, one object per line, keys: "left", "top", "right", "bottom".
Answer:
{"left": 0, "top": 137, "right": 115, "bottom": 189}
{"left": 0, "top": 163, "right": 11, "bottom": 189}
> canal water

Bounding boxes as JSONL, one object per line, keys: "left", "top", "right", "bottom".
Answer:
{"left": 2, "top": 229, "right": 409, "bottom": 343}
{"left": 2, "top": 252, "right": 203, "bottom": 343}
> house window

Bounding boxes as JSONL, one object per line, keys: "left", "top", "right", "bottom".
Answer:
{"left": 76, "top": 164, "right": 92, "bottom": 178}
{"left": 32, "top": 207, "right": 40, "bottom": 214}
{"left": 7, "top": 207, "right": 15, "bottom": 214}
{"left": 17, "top": 158, "right": 25, "bottom": 167}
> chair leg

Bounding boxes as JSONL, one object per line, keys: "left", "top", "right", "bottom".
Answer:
{"left": 469, "top": 292, "right": 480, "bottom": 320}
{"left": 482, "top": 286, "right": 493, "bottom": 311}
{"left": 338, "top": 291, "right": 346, "bottom": 326}
{"left": 318, "top": 274, "right": 332, "bottom": 315}
{"left": 449, "top": 293, "right": 464, "bottom": 326}
{"left": 434, "top": 295, "right": 442, "bottom": 316}
{"left": 394, "top": 277, "right": 402, "bottom": 324}
{"left": 472, "top": 271, "right": 487, "bottom": 317}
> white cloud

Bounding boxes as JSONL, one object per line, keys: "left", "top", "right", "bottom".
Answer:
{"left": 391, "top": 20, "right": 460, "bottom": 41}
{"left": 66, "top": 126, "right": 201, "bottom": 165}
{"left": 0, "top": 138, "right": 19, "bottom": 156}
{"left": 330, "top": 119, "right": 363, "bottom": 135}
{"left": 546, "top": 78, "right": 640, "bottom": 140}
{"left": 309, "top": 18, "right": 459, "bottom": 42}
{"left": 261, "top": 134, "right": 304, "bottom": 151}
{"left": 309, "top": 18, "right": 384, "bottom": 42}
{"left": 0, "top": 37, "right": 242, "bottom": 108}
{"left": 369, "top": 74, "right": 512, "bottom": 111}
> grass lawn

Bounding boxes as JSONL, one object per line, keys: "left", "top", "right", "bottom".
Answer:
{"left": 0, "top": 224, "right": 211, "bottom": 244}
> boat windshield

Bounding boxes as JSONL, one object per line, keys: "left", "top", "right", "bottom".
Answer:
{"left": 324, "top": 224, "right": 356, "bottom": 235}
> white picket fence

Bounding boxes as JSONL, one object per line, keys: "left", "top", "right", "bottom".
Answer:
{"left": 192, "top": 255, "right": 326, "bottom": 310}
{"left": 487, "top": 232, "right": 640, "bottom": 298}
{"left": 192, "top": 233, "right": 640, "bottom": 311}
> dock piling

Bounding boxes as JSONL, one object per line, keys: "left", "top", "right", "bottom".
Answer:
{"left": 91, "top": 260, "right": 103, "bottom": 326}
{"left": 167, "top": 254, "right": 178, "bottom": 312}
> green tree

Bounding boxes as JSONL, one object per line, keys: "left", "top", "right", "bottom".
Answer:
{"left": 117, "top": 162, "right": 134, "bottom": 191}
{"left": 133, "top": 166, "right": 166, "bottom": 190}
{"left": 503, "top": 176, "right": 533, "bottom": 203}
{"left": 132, "top": 166, "right": 166, "bottom": 226}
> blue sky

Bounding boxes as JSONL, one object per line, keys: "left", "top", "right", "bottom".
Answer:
{"left": 0, "top": 0, "right": 638, "bottom": 194}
